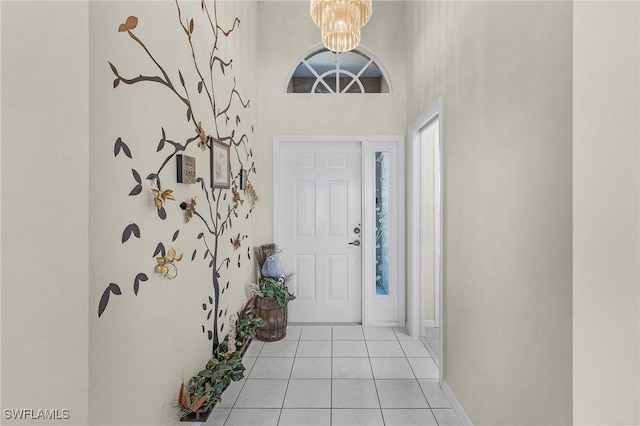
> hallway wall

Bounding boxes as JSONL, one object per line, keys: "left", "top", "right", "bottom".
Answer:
{"left": 573, "top": 2, "right": 640, "bottom": 424}
{"left": 405, "top": 2, "right": 574, "bottom": 424}
{"left": 1, "top": 2, "right": 90, "bottom": 424}
{"left": 88, "top": 1, "right": 260, "bottom": 424}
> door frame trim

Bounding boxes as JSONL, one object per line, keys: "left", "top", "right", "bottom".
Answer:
{"left": 273, "top": 135, "right": 405, "bottom": 326}
{"left": 407, "top": 98, "right": 444, "bottom": 383}
{"left": 361, "top": 139, "right": 405, "bottom": 327}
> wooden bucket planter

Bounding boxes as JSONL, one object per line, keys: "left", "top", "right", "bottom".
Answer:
{"left": 255, "top": 296, "right": 287, "bottom": 342}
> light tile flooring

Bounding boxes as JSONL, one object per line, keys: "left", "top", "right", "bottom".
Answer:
{"left": 203, "top": 326, "right": 461, "bottom": 426}
{"left": 421, "top": 327, "right": 441, "bottom": 367}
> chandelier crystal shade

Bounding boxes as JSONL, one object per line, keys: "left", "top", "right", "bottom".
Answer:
{"left": 311, "top": 0, "right": 372, "bottom": 53}
{"left": 322, "top": 2, "right": 361, "bottom": 53}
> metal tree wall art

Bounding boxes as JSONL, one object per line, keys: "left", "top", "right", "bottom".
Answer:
{"left": 98, "top": 0, "right": 258, "bottom": 354}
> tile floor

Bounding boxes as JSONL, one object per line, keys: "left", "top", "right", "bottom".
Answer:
{"left": 421, "top": 327, "right": 440, "bottom": 367}
{"left": 202, "top": 326, "right": 461, "bottom": 426}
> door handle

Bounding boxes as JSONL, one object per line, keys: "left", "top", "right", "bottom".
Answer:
{"left": 348, "top": 240, "right": 361, "bottom": 246}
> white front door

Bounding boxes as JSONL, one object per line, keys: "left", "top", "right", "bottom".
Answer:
{"left": 277, "top": 141, "right": 362, "bottom": 323}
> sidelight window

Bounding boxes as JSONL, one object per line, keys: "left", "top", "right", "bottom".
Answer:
{"left": 375, "top": 151, "right": 390, "bottom": 296}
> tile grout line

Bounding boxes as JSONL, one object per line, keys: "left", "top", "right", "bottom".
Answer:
{"left": 365, "top": 331, "right": 386, "bottom": 425}
{"left": 382, "top": 327, "right": 405, "bottom": 425}
{"left": 277, "top": 330, "right": 301, "bottom": 425}
{"left": 398, "top": 327, "right": 444, "bottom": 426}
{"left": 330, "top": 326, "right": 333, "bottom": 426}
{"left": 223, "top": 340, "right": 264, "bottom": 424}
{"left": 397, "top": 330, "right": 432, "bottom": 405}
{"left": 227, "top": 326, "right": 454, "bottom": 426}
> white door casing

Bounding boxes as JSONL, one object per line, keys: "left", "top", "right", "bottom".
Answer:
{"left": 362, "top": 140, "right": 405, "bottom": 326}
{"left": 274, "top": 136, "right": 405, "bottom": 326}
{"left": 420, "top": 121, "right": 439, "bottom": 328}
{"left": 277, "top": 140, "right": 362, "bottom": 322}
{"left": 408, "top": 98, "right": 443, "bottom": 383}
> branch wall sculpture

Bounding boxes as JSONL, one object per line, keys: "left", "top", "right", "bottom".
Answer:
{"left": 98, "top": 0, "right": 257, "bottom": 355}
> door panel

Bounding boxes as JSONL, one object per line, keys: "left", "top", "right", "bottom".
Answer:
{"left": 295, "top": 254, "right": 316, "bottom": 301}
{"left": 329, "top": 181, "right": 348, "bottom": 236}
{"left": 328, "top": 254, "right": 349, "bottom": 301}
{"left": 279, "top": 141, "right": 362, "bottom": 323}
{"left": 295, "top": 181, "right": 316, "bottom": 236}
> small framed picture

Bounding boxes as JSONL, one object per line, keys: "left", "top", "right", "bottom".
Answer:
{"left": 239, "top": 168, "right": 248, "bottom": 190}
{"left": 176, "top": 154, "right": 196, "bottom": 184}
{"left": 210, "top": 140, "right": 230, "bottom": 189}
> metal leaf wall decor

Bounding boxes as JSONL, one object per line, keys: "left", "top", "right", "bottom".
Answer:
{"left": 98, "top": 0, "right": 258, "bottom": 355}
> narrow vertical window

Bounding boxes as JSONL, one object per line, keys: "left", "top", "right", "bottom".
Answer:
{"left": 375, "top": 151, "right": 390, "bottom": 296}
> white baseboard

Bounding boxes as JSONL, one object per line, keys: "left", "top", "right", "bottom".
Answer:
{"left": 423, "top": 319, "right": 436, "bottom": 328}
{"left": 442, "top": 380, "right": 473, "bottom": 426}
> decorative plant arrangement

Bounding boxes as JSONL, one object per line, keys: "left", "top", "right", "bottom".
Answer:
{"left": 247, "top": 245, "right": 295, "bottom": 341}
{"left": 178, "top": 344, "right": 241, "bottom": 420}
{"left": 250, "top": 246, "right": 296, "bottom": 306}
{"left": 232, "top": 311, "right": 266, "bottom": 347}
{"left": 177, "top": 342, "right": 245, "bottom": 421}
{"left": 248, "top": 277, "right": 296, "bottom": 307}
{"left": 177, "top": 302, "right": 264, "bottom": 421}
{"left": 97, "top": 0, "right": 259, "bottom": 356}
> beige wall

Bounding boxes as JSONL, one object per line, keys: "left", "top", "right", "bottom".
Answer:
{"left": 2, "top": 1, "right": 262, "bottom": 424}
{"left": 573, "top": 2, "right": 640, "bottom": 424}
{"left": 1, "top": 2, "right": 90, "bottom": 424}
{"left": 88, "top": 1, "right": 259, "bottom": 424}
{"left": 406, "top": 2, "right": 573, "bottom": 424}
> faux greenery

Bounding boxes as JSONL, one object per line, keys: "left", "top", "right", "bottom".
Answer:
{"left": 178, "top": 305, "right": 264, "bottom": 419}
{"left": 178, "top": 349, "right": 245, "bottom": 418}
{"left": 259, "top": 277, "right": 296, "bottom": 306}
{"left": 216, "top": 312, "right": 264, "bottom": 354}
{"left": 235, "top": 312, "right": 265, "bottom": 346}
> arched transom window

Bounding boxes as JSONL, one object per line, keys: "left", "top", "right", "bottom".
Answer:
{"left": 286, "top": 47, "right": 391, "bottom": 94}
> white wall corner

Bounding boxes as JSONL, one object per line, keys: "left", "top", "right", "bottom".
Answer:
{"left": 442, "top": 380, "right": 474, "bottom": 426}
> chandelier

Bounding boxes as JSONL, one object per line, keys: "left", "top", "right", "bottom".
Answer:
{"left": 310, "top": 0, "right": 372, "bottom": 53}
